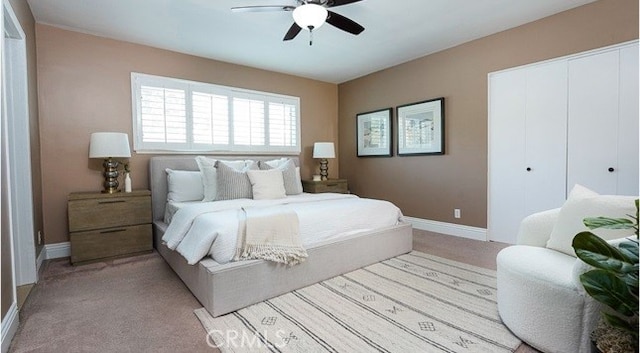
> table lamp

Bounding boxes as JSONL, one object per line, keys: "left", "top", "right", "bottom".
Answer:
{"left": 313, "top": 142, "right": 335, "bottom": 181}
{"left": 89, "top": 132, "right": 131, "bottom": 193}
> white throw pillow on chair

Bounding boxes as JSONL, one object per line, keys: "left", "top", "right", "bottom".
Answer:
{"left": 545, "top": 184, "right": 636, "bottom": 257}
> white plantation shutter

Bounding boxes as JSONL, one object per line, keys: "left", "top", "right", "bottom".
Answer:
{"left": 138, "top": 84, "right": 188, "bottom": 149}
{"left": 131, "top": 73, "right": 300, "bottom": 153}
{"left": 269, "top": 101, "right": 297, "bottom": 147}
{"left": 191, "top": 91, "right": 229, "bottom": 147}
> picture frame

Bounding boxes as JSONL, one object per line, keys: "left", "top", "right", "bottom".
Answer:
{"left": 356, "top": 108, "right": 393, "bottom": 157}
{"left": 397, "top": 97, "right": 445, "bottom": 156}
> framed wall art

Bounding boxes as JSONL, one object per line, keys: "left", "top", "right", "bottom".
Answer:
{"left": 397, "top": 97, "right": 445, "bottom": 156}
{"left": 356, "top": 108, "right": 393, "bottom": 157}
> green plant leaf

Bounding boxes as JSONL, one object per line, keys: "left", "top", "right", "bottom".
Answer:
{"left": 584, "top": 216, "right": 635, "bottom": 231}
{"left": 601, "top": 312, "right": 637, "bottom": 339}
{"left": 580, "top": 270, "right": 636, "bottom": 316}
{"left": 573, "top": 232, "right": 634, "bottom": 273}
{"left": 619, "top": 241, "right": 639, "bottom": 264}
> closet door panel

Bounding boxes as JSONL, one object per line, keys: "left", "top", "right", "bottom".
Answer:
{"left": 617, "top": 44, "right": 639, "bottom": 195}
{"left": 488, "top": 69, "right": 526, "bottom": 243}
{"left": 567, "top": 51, "right": 619, "bottom": 194}
{"left": 524, "top": 61, "right": 568, "bottom": 215}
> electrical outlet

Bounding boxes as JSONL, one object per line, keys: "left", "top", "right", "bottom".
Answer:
{"left": 37, "top": 231, "right": 42, "bottom": 245}
{"left": 454, "top": 209, "right": 461, "bottom": 219}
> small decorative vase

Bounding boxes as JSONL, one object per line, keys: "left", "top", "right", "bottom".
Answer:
{"left": 124, "top": 172, "right": 132, "bottom": 193}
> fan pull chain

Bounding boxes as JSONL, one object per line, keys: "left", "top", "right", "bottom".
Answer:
{"left": 307, "top": 25, "right": 314, "bottom": 46}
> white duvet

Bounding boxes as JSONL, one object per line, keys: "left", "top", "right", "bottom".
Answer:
{"left": 161, "top": 193, "right": 403, "bottom": 265}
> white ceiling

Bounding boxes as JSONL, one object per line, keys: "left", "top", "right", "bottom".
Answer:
{"left": 26, "top": 0, "right": 596, "bottom": 84}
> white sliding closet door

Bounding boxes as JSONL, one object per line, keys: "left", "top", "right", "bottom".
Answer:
{"left": 567, "top": 50, "right": 620, "bottom": 195}
{"left": 487, "top": 61, "right": 567, "bottom": 243}
{"left": 617, "top": 45, "right": 639, "bottom": 196}
{"left": 523, "top": 62, "right": 568, "bottom": 216}
{"left": 488, "top": 69, "right": 526, "bottom": 243}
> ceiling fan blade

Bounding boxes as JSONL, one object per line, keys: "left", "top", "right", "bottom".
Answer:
{"left": 283, "top": 23, "right": 302, "bottom": 41}
{"left": 327, "top": 0, "right": 363, "bottom": 7}
{"left": 326, "top": 10, "right": 364, "bottom": 35}
{"left": 231, "top": 5, "right": 295, "bottom": 13}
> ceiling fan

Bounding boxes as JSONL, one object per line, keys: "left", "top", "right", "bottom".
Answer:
{"left": 232, "top": 0, "right": 365, "bottom": 45}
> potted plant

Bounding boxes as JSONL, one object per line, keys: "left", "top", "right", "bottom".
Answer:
{"left": 572, "top": 200, "right": 639, "bottom": 353}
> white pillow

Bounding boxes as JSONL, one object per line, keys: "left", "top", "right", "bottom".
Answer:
{"left": 165, "top": 169, "right": 204, "bottom": 202}
{"left": 546, "top": 184, "right": 637, "bottom": 257}
{"left": 247, "top": 169, "right": 286, "bottom": 200}
{"left": 195, "top": 156, "right": 248, "bottom": 201}
{"left": 259, "top": 159, "right": 303, "bottom": 195}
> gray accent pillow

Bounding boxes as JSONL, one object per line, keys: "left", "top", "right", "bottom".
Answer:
{"left": 259, "top": 159, "right": 303, "bottom": 195}
{"left": 215, "top": 161, "right": 258, "bottom": 201}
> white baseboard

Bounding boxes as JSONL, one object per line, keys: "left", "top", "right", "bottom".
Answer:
{"left": 44, "top": 242, "right": 70, "bottom": 260}
{"left": 1, "top": 302, "right": 18, "bottom": 353}
{"left": 36, "top": 247, "right": 46, "bottom": 276}
{"left": 404, "top": 216, "right": 487, "bottom": 241}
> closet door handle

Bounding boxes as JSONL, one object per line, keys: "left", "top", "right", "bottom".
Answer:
{"left": 608, "top": 167, "right": 615, "bottom": 172}
{"left": 526, "top": 167, "right": 532, "bottom": 172}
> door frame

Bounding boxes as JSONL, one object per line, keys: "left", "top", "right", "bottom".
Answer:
{"left": 3, "top": 0, "right": 36, "bottom": 286}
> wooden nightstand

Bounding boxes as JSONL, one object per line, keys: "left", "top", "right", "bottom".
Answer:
{"left": 68, "top": 190, "right": 152, "bottom": 265}
{"left": 302, "top": 179, "right": 348, "bottom": 194}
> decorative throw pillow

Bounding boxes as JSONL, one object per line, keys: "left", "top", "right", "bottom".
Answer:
{"left": 195, "top": 156, "right": 247, "bottom": 201}
{"left": 259, "top": 159, "right": 303, "bottom": 195}
{"left": 546, "top": 184, "right": 637, "bottom": 257}
{"left": 214, "top": 160, "right": 258, "bottom": 201}
{"left": 247, "top": 169, "right": 286, "bottom": 200}
{"left": 165, "top": 169, "right": 204, "bottom": 202}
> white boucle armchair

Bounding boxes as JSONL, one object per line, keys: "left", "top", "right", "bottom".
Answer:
{"left": 496, "top": 208, "right": 602, "bottom": 353}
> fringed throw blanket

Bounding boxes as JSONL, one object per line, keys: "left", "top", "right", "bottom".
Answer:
{"left": 234, "top": 206, "right": 308, "bottom": 265}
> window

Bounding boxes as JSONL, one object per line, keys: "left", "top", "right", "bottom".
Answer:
{"left": 131, "top": 73, "right": 300, "bottom": 153}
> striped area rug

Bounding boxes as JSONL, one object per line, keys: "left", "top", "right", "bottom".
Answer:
{"left": 195, "top": 251, "right": 521, "bottom": 352}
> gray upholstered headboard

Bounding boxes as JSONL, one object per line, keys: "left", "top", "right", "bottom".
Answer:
{"left": 149, "top": 155, "right": 300, "bottom": 223}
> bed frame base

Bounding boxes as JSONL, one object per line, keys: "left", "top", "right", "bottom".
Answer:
{"left": 155, "top": 222, "right": 412, "bottom": 317}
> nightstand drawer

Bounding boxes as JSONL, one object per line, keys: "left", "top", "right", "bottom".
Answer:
{"left": 70, "top": 224, "right": 152, "bottom": 264}
{"left": 68, "top": 194, "right": 151, "bottom": 231}
{"left": 302, "top": 179, "right": 348, "bottom": 194}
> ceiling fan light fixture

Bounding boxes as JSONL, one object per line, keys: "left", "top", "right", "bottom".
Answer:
{"left": 292, "top": 3, "right": 328, "bottom": 31}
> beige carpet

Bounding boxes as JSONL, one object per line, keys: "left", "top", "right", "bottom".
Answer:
{"left": 196, "top": 251, "right": 521, "bottom": 353}
{"left": 8, "top": 230, "right": 539, "bottom": 353}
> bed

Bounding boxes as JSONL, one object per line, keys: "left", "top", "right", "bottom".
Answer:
{"left": 149, "top": 155, "right": 413, "bottom": 317}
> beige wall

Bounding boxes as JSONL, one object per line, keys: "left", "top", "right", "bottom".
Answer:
{"left": 338, "top": 0, "right": 639, "bottom": 228}
{"left": 36, "top": 25, "right": 338, "bottom": 244}
{"left": 2, "top": 0, "right": 41, "bottom": 321}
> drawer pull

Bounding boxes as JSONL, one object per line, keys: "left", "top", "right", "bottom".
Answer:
{"left": 326, "top": 184, "right": 338, "bottom": 187}
{"left": 100, "top": 228, "right": 127, "bottom": 234}
{"left": 98, "top": 200, "right": 126, "bottom": 204}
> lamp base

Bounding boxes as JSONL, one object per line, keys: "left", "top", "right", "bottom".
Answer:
{"left": 319, "top": 158, "right": 329, "bottom": 181}
{"left": 102, "top": 158, "right": 121, "bottom": 193}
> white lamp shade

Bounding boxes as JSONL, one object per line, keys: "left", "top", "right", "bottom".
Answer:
{"left": 89, "top": 132, "right": 131, "bottom": 158}
{"left": 293, "top": 4, "right": 328, "bottom": 31}
{"left": 313, "top": 142, "right": 335, "bottom": 159}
